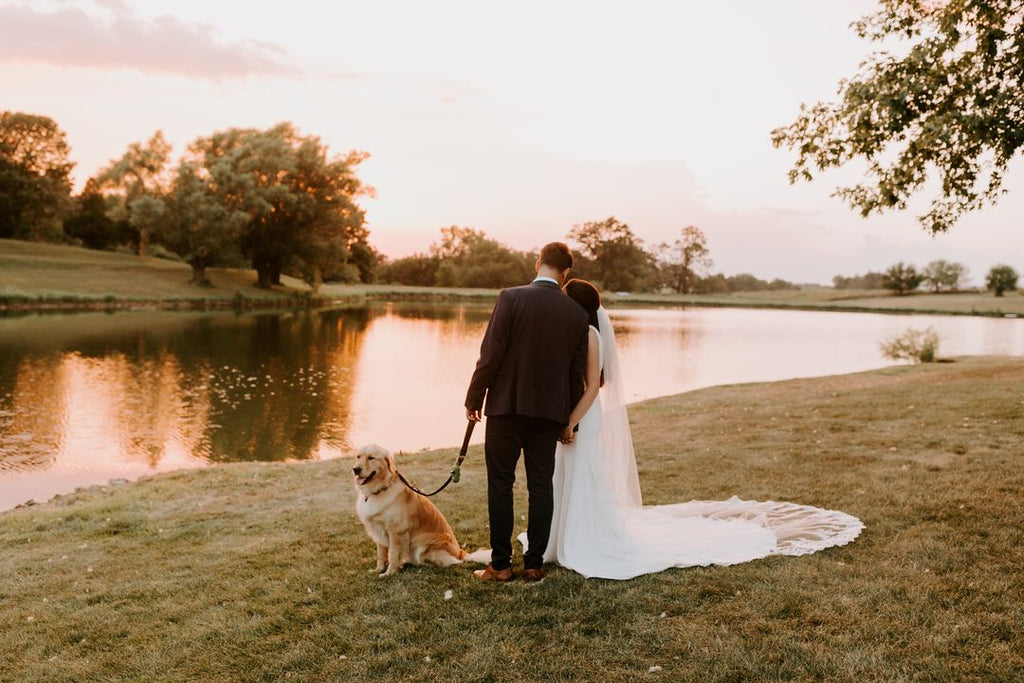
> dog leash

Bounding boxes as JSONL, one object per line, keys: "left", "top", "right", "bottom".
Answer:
{"left": 395, "top": 419, "right": 476, "bottom": 497}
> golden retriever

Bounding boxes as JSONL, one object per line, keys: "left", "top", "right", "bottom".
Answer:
{"left": 353, "top": 444, "right": 471, "bottom": 577}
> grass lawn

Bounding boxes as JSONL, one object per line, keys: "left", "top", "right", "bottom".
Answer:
{"left": 1, "top": 357, "right": 1021, "bottom": 681}
{"left": 4, "top": 239, "right": 1024, "bottom": 317}
{"left": 0, "top": 239, "right": 304, "bottom": 306}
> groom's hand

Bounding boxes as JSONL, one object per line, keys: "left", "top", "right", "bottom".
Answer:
{"left": 466, "top": 408, "right": 482, "bottom": 422}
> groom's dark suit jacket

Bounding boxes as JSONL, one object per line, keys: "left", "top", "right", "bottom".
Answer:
{"left": 466, "top": 280, "right": 590, "bottom": 425}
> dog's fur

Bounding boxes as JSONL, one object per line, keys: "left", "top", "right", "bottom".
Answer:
{"left": 353, "top": 444, "right": 468, "bottom": 576}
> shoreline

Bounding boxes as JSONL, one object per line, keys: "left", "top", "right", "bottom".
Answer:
{"left": 4, "top": 239, "right": 1022, "bottom": 318}
{"left": 0, "top": 351, "right": 1004, "bottom": 515}
{"left": 4, "top": 286, "right": 1023, "bottom": 319}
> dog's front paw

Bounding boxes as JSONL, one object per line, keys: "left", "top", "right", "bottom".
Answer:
{"left": 379, "top": 564, "right": 403, "bottom": 578}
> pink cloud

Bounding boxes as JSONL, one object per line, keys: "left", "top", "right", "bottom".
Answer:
{"left": 0, "top": 4, "right": 300, "bottom": 79}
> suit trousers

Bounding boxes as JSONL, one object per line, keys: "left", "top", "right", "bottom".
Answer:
{"left": 484, "top": 414, "right": 563, "bottom": 570}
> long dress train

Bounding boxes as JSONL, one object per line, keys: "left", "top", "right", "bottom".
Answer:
{"left": 522, "top": 307, "right": 863, "bottom": 580}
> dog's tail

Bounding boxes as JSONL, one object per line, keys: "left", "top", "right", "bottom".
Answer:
{"left": 463, "top": 548, "right": 491, "bottom": 564}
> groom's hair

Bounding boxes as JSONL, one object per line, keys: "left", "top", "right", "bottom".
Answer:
{"left": 539, "top": 242, "right": 573, "bottom": 272}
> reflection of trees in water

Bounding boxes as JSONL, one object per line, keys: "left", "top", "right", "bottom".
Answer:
{"left": 0, "top": 308, "right": 372, "bottom": 471}
{"left": 606, "top": 313, "right": 694, "bottom": 352}
{"left": 381, "top": 301, "right": 494, "bottom": 324}
{"left": 381, "top": 302, "right": 493, "bottom": 345}
{"left": 321, "top": 312, "right": 371, "bottom": 450}
{"left": 192, "top": 309, "right": 370, "bottom": 463}
{"left": 106, "top": 353, "right": 191, "bottom": 468}
{"left": 0, "top": 356, "right": 65, "bottom": 472}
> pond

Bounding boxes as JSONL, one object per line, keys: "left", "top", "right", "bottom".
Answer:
{"left": 2, "top": 302, "right": 1023, "bottom": 510}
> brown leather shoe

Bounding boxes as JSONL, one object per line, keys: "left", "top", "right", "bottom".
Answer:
{"left": 473, "top": 565, "right": 513, "bottom": 582}
{"left": 522, "top": 568, "right": 546, "bottom": 583}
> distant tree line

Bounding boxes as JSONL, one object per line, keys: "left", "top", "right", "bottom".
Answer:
{"left": 0, "top": 111, "right": 378, "bottom": 290}
{"left": 376, "top": 226, "right": 537, "bottom": 289}
{"left": 377, "top": 218, "right": 798, "bottom": 293}
{"left": 834, "top": 259, "right": 1019, "bottom": 297}
{"left": 1, "top": 110, "right": 840, "bottom": 296}
{"left": 832, "top": 272, "right": 887, "bottom": 290}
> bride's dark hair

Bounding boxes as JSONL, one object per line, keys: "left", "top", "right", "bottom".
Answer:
{"left": 563, "top": 279, "right": 601, "bottom": 328}
{"left": 563, "top": 279, "right": 605, "bottom": 387}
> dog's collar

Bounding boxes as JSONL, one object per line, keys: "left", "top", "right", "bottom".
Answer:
{"left": 361, "top": 479, "right": 390, "bottom": 502}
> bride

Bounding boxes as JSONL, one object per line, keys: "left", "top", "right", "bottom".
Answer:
{"left": 522, "top": 279, "right": 864, "bottom": 580}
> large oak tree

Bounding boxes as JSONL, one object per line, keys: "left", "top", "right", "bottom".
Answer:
{"left": 182, "top": 123, "right": 371, "bottom": 288}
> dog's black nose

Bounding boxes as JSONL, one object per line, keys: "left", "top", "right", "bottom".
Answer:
{"left": 352, "top": 467, "right": 361, "bottom": 475}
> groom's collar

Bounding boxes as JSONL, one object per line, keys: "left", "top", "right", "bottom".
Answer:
{"left": 533, "top": 276, "right": 560, "bottom": 287}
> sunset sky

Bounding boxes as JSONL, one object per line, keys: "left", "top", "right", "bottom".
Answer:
{"left": 2, "top": 0, "right": 1021, "bottom": 284}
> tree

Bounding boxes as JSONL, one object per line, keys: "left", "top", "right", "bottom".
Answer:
{"left": 833, "top": 271, "right": 887, "bottom": 290}
{"left": 287, "top": 134, "right": 371, "bottom": 291}
{"left": 63, "top": 181, "right": 119, "bottom": 249}
{"left": 344, "top": 240, "right": 382, "bottom": 284}
{"left": 0, "top": 111, "right": 73, "bottom": 240}
{"left": 732, "top": 274, "right": 796, "bottom": 292}
{"left": 182, "top": 124, "right": 371, "bottom": 288}
{"left": 985, "top": 264, "right": 1018, "bottom": 297}
{"left": 768, "top": 278, "right": 798, "bottom": 291}
{"left": 695, "top": 273, "right": 729, "bottom": 294}
{"left": 431, "top": 226, "right": 486, "bottom": 262}
{"left": 567, "top": 217, "right": 654, "bottom": 292}
{"left": 883, "top": 261, "right": 923, "bottom": 295}
{"left": 429, "top": 226, "right": 535, "bottom": 288}
{"left": 922, "top": 259, "right": 968, "bottom": 292}
{"left": 93, "top": 131, "right": 172, "bottom": 255}
{"left": 162, "top": 161, "right": 249, "bottom": 285}
{"left": 772, "top": 1, "right": 1023, "bottom": 234}
{"left": 376, "top": 253, "right": 440, "bottom": 286}
{"left": 656, "top": 225, "right": 712, "bottom": 293}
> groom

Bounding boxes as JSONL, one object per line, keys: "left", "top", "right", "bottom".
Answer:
{"left": 465, "top": 242, "right": 590, "bottom": 582}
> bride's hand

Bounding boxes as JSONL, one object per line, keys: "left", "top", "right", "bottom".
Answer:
{"left": 559, "top": 425, "right": 575, "bottom": 444}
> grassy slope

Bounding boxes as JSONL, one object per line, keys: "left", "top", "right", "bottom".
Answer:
{"left": 0, "top": 239, "right": 286, "bottom": 301}
{"left": 4, "top": 239, "right": 1024, "bottom": 315}
{"left": 1, "top": 357, "right": 1021, "bottom": 681}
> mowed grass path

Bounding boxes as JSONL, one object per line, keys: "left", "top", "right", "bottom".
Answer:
{"left": 1, "top": 358, "right": 1022, "bottom": 681}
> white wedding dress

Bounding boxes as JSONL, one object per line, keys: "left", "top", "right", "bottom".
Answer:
{"left": 521, "top": 307, "right": 864, "bottom": 580}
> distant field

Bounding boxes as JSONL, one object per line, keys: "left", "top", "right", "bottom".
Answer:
{"left": 611, "top": 288, "right": 1024, "bottom": 317}
{"left": 2, "top": 239, "right": 1022, "bottom": 316}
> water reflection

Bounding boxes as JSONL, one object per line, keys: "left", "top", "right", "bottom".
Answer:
{"left": 1, "top": 303, "right": 1023, "bottom": 510}
{"left": 346, "top": 302, "right": 493, "bottom": 451}
{"left": 0, "top": 308, "right": 372, "bottom": 508}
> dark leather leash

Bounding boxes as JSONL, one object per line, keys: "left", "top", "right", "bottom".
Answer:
{"left": 395, "top": 420, "right": 476, "bottom": 497}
